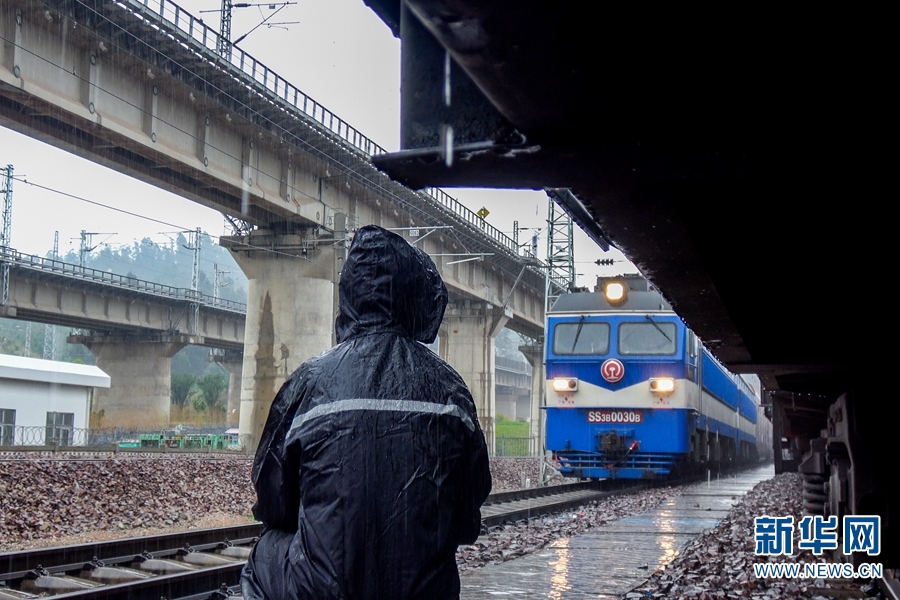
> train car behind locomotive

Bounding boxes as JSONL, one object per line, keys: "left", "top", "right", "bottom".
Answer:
{"left": 545, "top": 275, "right": 771, "bottom": 480}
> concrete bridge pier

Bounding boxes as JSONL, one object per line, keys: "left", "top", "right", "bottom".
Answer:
{"left": 519, "top": 342, "right": 545, "bottom": 450}
{"left": 223, "top": 232, "right": 340, "bottom": 449}
{"left": 69, "top": 333, "right": 194, "bottom": 428}
{"left": 208, "top": 349, "right": 244, "bottom": 428}
{"left": 441, "top": 301, "right": 511, "bottom": 454}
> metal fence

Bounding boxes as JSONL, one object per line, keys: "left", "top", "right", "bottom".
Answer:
{"left": 0, "top": 426, "right": 254, "bottom": 453}
{"left": 3, "top": 425, "right": 536, "bottom": 457}
{"left": 495, "top": 436, "right": 536, "bottom": 457}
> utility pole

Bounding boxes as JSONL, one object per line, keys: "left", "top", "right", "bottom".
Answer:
{"left": 76, "top": 231, "right": 114, "bottom": 269}
{"left": 213, "top": 263, "right": 231, "bottom": 301}
{"left": 43, "top": 231, "right": 59, "bottom": 361}
{"left": 544, "top": 192, "right": 575, "bottom": 313}
{"left": 217, "top": 0, "right": 233, "bottom": 58}
{"left": 185, "top": 228, "right": 201, "bottom": 335}
{"left": 79, "top": 230, "right": 88, "bottom": 268}
{"left": 531, "top": 194, "right": 575, "bottom": 485}
{"left": 202, "top": 0, "right": 297, "bottom": 60}
{"left": 1, "top": 165, "right": 13, "bottom": 306}
{"left": 43, "top": 323, "right": 56, "bottom": 360}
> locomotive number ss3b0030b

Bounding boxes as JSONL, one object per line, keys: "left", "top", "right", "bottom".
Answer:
{"left": 587, "top": 410, "right": 643, "bottom": 424}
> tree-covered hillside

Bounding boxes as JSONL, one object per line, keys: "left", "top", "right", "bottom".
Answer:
{"left": 56, "top": 232, "right": 247, "bottom": 303}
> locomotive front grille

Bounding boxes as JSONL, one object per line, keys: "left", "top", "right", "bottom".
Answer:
{"left": 554, "top": 450, "right": 677, "bottom": 479}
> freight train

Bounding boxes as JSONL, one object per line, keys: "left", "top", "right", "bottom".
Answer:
{"left": 545, "top": 275, "right": 772, "bottom": 480}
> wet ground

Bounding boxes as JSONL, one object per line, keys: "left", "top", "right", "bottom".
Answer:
{"left": 460, "top": 465, "right": 774, "bottom": 599}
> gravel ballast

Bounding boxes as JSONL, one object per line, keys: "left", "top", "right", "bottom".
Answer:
{"left": 0, "top": 455, "right": 554, "bottom": 552}
{"left": 627, "top": 472, "right": 871, "bottom": 600}
{"left": 8, "top": 453, "right": 821, "bottom": 598}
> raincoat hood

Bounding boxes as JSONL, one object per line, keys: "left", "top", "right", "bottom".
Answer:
{"left": 335, "top": 225, "right": 448, "bottom": 344}
{"left": 242, "top": 223, "right": 490, "bottom": 600}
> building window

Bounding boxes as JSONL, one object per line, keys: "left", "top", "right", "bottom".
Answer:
{"left": 0, "top": 409, "right": 15, "bottom": 445}
{"left": 46, "top": 412, "right": 74, "bottom": 446}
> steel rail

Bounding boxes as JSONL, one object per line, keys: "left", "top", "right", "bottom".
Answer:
{"left": 33, "top": 563, "right": 244, "bottom": 600}
{"left": 0, "top": 483, "right": 608, "bottom": 572}
{"left": 481, "top": 481, "right": 644, "bottom": 528}
{"left": 0, "top": 524, "right": 262, "bottom": 582}
{"left": 0, "top": 482, "right": 639, "bottom": 599}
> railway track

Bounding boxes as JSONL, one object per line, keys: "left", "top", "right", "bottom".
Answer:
{"left": 480, "top": 480, "right": 642, "bottom": 527}
{"left": 0, "top": 481, "right": 638, "bottom": 599}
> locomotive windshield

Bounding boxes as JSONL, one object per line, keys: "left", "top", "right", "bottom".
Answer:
{"left": 553, "top": 322, "right": 610, "bottom": 355}
{"left": 618, "top": 321, "right": 677, "bottom": 355}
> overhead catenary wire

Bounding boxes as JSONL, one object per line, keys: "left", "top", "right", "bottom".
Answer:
{"left": 6, "top": 174, "right": 332, "bottom": 274}
{"left": 12, "top": 175, "right": 195, "bottom": 232}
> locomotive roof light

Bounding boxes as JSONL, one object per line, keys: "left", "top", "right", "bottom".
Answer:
{"left": 604, "top": 281, "right": 626, "bottom": 303}
{"left": 552, "top": 377, "right": 579, "bottom": 392}
{"left": 596, "top": 276, "right": 632, "bottom": 306}
{"left": 649, "top": 377, "right": 675, "bottom": 393}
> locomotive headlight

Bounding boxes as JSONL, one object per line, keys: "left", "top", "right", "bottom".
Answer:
{"left": 553, "top": 378, "right": 579, "bottom": 392}
{"left": 604, "top": 282, "right": 625, "bottom": 302}
{"left": 649, "top": 377, "right": 675, "bottom": 393}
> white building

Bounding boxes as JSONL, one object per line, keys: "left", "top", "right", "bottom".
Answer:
{"left": 0, "top": 354, "right": 110, "bottom": 446}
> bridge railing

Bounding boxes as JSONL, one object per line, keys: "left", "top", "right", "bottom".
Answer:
{"left": 0, "top": 246, "right": 246, "bottom": 313}
{"left": 124, "top": 0, "right": 534, "bottom": 262}
{"left": 130, "top": 0, "right": 386, "bottom": 157}
{"left": 496, "top": 356, "right": 533, "bottom": 375}
{"left": 420, "top": 187, "right": 532, "bottom": 258}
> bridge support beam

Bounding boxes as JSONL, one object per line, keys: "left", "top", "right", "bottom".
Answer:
{"left": 209, "top": 350, "right": 244, "bottom": 428}
{"left": 69, "top": 334, "right": 194, "bottom": 428}
{"left": 223, "top": 233, "right": 338, "bottom": 450}
{"left": 441, "top": 302, "right": 511, "bottom": 455}
{"left": 519, "top": 342, "right": 545, "bottom": 452}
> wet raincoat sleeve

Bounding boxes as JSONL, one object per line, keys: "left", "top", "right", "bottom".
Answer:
{"left": 249, "top": 370, "right": 306, "bottom": 532}
{"left": 452, "top": 391, "right": 492, "bottom": 545}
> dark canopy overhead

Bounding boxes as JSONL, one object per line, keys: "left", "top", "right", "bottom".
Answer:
{"left": 365, "top": 1, "right": 883, "bottom": 398}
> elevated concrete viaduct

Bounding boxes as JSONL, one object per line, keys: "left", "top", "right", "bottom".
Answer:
{"left": 0, "top": 247, "right": 245, "bottom": 426}
{"left": 0, "top": 0, "right": 552, "bottom": 448}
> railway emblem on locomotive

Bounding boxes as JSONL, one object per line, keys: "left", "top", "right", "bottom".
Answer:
{"left": 601, "top": 358, "right": 625, "bottom": 383}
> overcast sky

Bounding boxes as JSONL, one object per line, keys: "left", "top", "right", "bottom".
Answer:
{"left": 0, "top": 0, "right": 636, "bottom": 288}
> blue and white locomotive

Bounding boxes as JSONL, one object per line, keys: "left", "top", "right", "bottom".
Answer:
{"left": 545, "top": 275, "right": 769, "bottom": 480}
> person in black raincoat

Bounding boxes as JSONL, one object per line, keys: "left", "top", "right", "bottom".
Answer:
{"left": 241, "top": 225, "right": 492, "bottom": 600}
